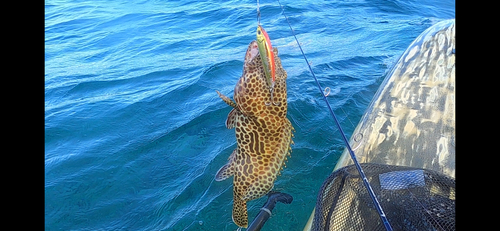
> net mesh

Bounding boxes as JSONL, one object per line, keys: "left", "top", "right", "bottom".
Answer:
{"left": 312, "top": 163, "right": 455, "bottom": 231}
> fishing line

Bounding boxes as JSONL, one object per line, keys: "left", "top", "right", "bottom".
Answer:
{"left": 275, "top": 1, "right": 393, "bottom": 230}
{"left": 257, "top": 0, "right": 261, "bottom": 25}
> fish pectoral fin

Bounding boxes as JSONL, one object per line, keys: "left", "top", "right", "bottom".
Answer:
{"left": 216, "top": 91, "right": 239, "bottom": 129}
{"left": 232, "top": 192, "right": 248, "bottom": 228}
{"left": 215, "top": 149, "right": 237, "bottom": 181}
{"left": 226, "top": 108, "right": 239, "bottom": 129}
{"left": 215, "top": 163, "right": 233, "bottom": 181}
{"left": 216, "top": 90, "right": 237, "bottom": 109}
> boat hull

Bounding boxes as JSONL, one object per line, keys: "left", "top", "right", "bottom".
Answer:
{"left": 303, "top": 19, "right": 455, "bottom": 231}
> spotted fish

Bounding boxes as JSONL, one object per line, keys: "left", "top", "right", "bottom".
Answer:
{"left": 215, "top": 40, "right": 294, "bottom": 228}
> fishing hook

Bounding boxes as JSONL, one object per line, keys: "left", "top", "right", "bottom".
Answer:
{"left": 265, "top": 81, "right": 280, "bottom": 106}
{"left": 271, "top": 88, "right": 281, "bottom": 106}
{"left": 265, "top": 89, "right": 280, "bottom": 106}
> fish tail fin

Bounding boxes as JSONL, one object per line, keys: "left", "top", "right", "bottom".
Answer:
{"left": 232, "top": 192, "right": 248, "bottom": 228}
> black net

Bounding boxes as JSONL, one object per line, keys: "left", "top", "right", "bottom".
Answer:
{"left": 312, "top": 163, "right": 455, "bottom": 231}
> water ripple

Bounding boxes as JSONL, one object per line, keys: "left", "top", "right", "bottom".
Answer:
{"left": 45, "top": 0, "right": 454, "bottom": 230}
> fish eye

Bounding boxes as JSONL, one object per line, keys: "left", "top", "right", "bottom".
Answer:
{"left": 257, "top": 30, "right": 261, "bottom": 35}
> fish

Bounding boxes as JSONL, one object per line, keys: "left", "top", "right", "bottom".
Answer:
{"left": 215, "top": 38, "right": 294, "bottom": 228}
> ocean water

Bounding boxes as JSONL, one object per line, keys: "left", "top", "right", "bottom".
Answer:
{"left": 45, "top": 0, "right": 455, "bottom": 230}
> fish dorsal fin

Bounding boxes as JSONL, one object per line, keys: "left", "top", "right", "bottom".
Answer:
{"left": 226, "top": 108, "right": 239, "bottom": 129}
{"left": 215, "top": 149, "right": 237, "bottom": 181}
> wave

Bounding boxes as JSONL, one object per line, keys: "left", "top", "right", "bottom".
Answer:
{"left": 45, "top": 0, "right": 455, "bottom": 230}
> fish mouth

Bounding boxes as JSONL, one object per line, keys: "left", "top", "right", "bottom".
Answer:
{"left": 245, "top": 41, "right": 260, "bottom": 65}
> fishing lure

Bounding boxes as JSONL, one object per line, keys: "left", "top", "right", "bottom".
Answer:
{"left": 256, "top": 25, "right": 275, "bottom": 89}
{"left": 257, "top": 25, "right": 279, "bottom": 105}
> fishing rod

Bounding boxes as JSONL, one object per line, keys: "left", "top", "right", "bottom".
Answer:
{"left": 274, "top": 1, "right": 393, "bottom": 230}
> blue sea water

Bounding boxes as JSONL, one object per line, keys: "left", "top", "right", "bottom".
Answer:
{"left": 45, "top": 0, "right": 455, "bottom": 230}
